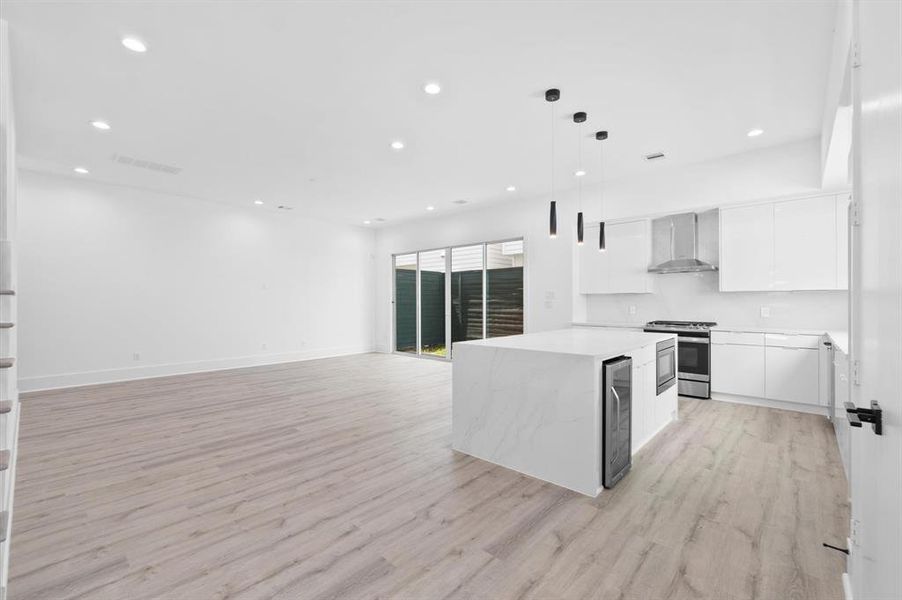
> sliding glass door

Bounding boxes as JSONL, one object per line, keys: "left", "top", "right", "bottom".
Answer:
{"left": 393, "top": 238, "right": 523, "bottom": 359}
{"left": 418, "top": 249, "right": 447, "bottom": 357}
{"left": 394, "top": 254, "right": 417, "bottom": 354}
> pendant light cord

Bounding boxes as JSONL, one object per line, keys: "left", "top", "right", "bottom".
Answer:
{"left": 550, "top": 101, "right": 555, "bottom": 203}
{"left": 599, "top": 139, "right": 604, "bottom": 219}
{"left": 578, "top": 120, "right": 583, "bottom": 212}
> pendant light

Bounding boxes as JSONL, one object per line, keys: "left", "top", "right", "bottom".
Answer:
{"left": 574, "top": 111, "right": 587, "bottom": 245}
{"left": 596, "top": 130, "right": 608, "bottom": 252}
{"left": 546, "top": 89, "right": 560, "bottom": 238}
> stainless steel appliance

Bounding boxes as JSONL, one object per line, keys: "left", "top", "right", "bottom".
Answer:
{"left": 643, "top": 320, "right": 717, "bottom": 399}
{"left": 601, "top": 356, "right": 632, "bottom": 488}
{"left": 647, "top": 210, "right": 719, "bottom": 273}
{"left": 655, "top": 338, "right": 677, "bottom": 394}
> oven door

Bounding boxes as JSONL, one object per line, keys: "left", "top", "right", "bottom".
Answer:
{"left": 655, "top": 339, "right": 677, "bottom": 394}
{"left": 677, "top": 336, "right": 711, "bottom": 381}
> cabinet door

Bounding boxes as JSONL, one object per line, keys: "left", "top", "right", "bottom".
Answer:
{"left": 579, "top": 221, "right": 651, "bottom": 294}
{"left": 607, "top": 220, "right": 650, "bottom": 293}
{"left": 646, "top": 358, "right": 664, "bottom": 431}
{"left": 578, "top": 231, "right": 609, "bottom": 294}
{"left": 631, "top": 363, "right": 644, "bottom": 447}
{"left": 719, "top": 204, "right": 774, "bottom": 291}
{"left": 773, "top": 196, "right": 837, "bottom": 290}
{"left": 765, "top": 347, "right": 820, "bottom": 405}
{"left": 711, "top": 343, "right": 765, "bottom": 397}
{"left": 836, "top": 194, "right": 851, "bottom": 289}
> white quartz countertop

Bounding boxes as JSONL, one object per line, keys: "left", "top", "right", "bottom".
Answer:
{"left": 573, "top": 322, "right": 849, "bottom": 351}
{"left": 454, "top": 328, "right": 673, "bottom": 359}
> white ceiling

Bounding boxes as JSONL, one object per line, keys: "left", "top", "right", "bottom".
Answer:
{"left": 2, "top": 1, "right": 837, "bottom": 226}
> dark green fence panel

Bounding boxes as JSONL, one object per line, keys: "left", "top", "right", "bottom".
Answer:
{"left": 451, "top": 270, "right": 483, "bottom": 343}
{"left": 394, "top": 269, "right": 416, "bottom": 352}
{"left": 419, "top": 270, "right": 446, "bottom": 351}
{"left": 487, "top": 267, "right": 524, "bottom": 338}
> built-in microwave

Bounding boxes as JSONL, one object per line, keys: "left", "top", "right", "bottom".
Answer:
{"left": 655, "top": 338, "right": 677, "bottom": 395}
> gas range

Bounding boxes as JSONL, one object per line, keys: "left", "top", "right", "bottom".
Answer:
{"left": 643, "top": 320, "right": 717, "bottom": 399}
{"left": 643, "top": 320, "right": 717, "bottom": 334}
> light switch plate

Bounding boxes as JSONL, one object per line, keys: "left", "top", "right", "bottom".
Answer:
{"left": 628, "top": 305, "right": 637, "bottom": 315}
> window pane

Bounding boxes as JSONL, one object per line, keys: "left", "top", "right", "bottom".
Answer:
{"left": 486, "top": 241, "right": 524, "bottom": 338}
{"left": 451, "top": 245, "right": 484, "bottom": 345}
{"left": 394, "top": 254, "right": 417, "bottom": 353}
{"left": 418, "top": 249, "right": 447, "bottom": 357}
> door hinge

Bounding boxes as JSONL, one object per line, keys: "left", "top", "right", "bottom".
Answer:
{"left": 852, "top": 42, "right": 862, "bottom": 69}
{"left": 851, "top": 196, "right": 862, "bottom": 226}
{"left": 851, "top": 359, "right": 861, "bottom": 384}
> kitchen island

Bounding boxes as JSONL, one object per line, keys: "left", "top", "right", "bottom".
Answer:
{"left": 452, "top": 327, "right": 678, "bottom": 496}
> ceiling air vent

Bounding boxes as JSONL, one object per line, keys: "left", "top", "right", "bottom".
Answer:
{"left": 277, "top": 205, "right": 293, "bottom": 211}
{"left": 111, "top": 153, "right": 182, "bottom": 175}
{"left": 452, "top": 199, "right": 468, "bottom": 205}
{"left": 644, "top": 152, "right": 666, "bottom": 161}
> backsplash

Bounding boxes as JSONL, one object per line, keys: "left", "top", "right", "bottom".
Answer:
{"left": 585, "top": 270, "right": 847, "bottom": 331}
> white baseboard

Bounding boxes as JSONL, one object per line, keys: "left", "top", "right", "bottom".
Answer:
{"left": 709, "top": 392, "right": 829, "bottom": 416}
{"left": 19, "top": 345, "right": 375, "bottom": 393}
{"left": 842, "top": 572, "right": 853, "bottom": 600}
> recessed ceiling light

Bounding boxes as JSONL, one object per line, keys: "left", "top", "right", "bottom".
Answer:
{"left": 574, "top": 170, "right": 586, "bottom": 177}
{"left": 73, "top": 167, "right": 89, "bottom": 174}
{"left": 91, "top": 120, "right": 111, "bottom": 130}
{"left": 121, "top": 37, "right": 147, "bottom": 53}
{"left": 747, "top": 128, "right": 764, "bottom": 137}
{"left": 391, "top": 140, "right": 405, "bottom": 150}
{"left": 506, "top": 186, "right": 517, "bottom": 192}
{"left": 254, "top": 200, "right": 264, "bottom": 205}
{"left": 363, "top": 220, "right": 371, "bottom": 225}
{"left": 423, "top": 82, "right": 441, "bottom": 95}
{"left": 426, "top": 206, "right": 435, "bottom": 211}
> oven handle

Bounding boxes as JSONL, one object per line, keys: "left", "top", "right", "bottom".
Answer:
{"left": 678, "top": 336, "right": 710, "bottom": 344}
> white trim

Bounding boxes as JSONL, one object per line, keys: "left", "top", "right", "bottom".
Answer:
{"left": 709, "top": 392, "right": 829, "bottom": 416}
{"left": 18, "top": 345, "right": 374, "bottom": 393}
{"left": 842, "top": 572, "right": 853, "bottom": 600}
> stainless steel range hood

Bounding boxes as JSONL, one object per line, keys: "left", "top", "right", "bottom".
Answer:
{"left": 648, "top": 210, "right": 719, "bottom": 273}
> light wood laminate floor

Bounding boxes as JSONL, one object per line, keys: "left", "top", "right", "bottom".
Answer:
{"left": 10, "top": 353, "right": 849, "bottom": 600}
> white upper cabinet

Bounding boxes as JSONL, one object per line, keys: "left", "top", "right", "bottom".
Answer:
{"left": 719, "top": 194, "right": 849, "bottom": 292}
{"left": 578, "top": 220, "right": 653, "bottom": 294}
{"left": 719, "top": 203, "right": 774, "bottom": 291}
{"left": 773, "top": 196, "right": 837, "bottom": 290}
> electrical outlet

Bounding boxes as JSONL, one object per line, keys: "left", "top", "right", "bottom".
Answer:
{"left": 628, "top": 305, "right": 637, "bottom": 315}
{"left": 261, "top": 343, "right": 267, "bottom": 351}
{"left": 132, "top": 352, "right": 140, "bottom": 361}
{"left": 760, "top": 306, "right": 771, "bottom": 318}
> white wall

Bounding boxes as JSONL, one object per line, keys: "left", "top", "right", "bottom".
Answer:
{"left": 374, "top": 137, "right": 848, "bottom": 349}
{"left": 17, "top": 170, "right": 376, "bottom": 391}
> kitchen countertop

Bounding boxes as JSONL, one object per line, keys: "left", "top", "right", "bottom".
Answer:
{"left": 572, "top": 321, "right": 850, "bottom": 355}
{"left": 455, "top": 327, "right": 672, "bottom": 359}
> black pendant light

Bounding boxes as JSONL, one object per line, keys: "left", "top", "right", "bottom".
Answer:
{"left": 574, "top": 111, "right": 587, "bottom": 245}
{"left": 596, "top": 130, "right": 609, "bottom": 252}
{"left": 546, "top": 88, "right": 560, "bottom": 238}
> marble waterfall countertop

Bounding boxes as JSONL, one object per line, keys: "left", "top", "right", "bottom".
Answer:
{"left": 452, "top": 327, "right": 678, "bottom": 496}
{"left": 453, "top": 327, "right": 673, "bottom": 359}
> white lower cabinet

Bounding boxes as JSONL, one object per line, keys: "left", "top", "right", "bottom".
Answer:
{"left": 630, "top": 352, "right": 664, "bottom": 450}
{"left": 765, "top": 347, "right": 820, "bottom": 405}
{"left": 711, "top": 331, "right": 823, "bottom": 409}
{"left": 711, "top": 343, "right": 765, "bottom": 397}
